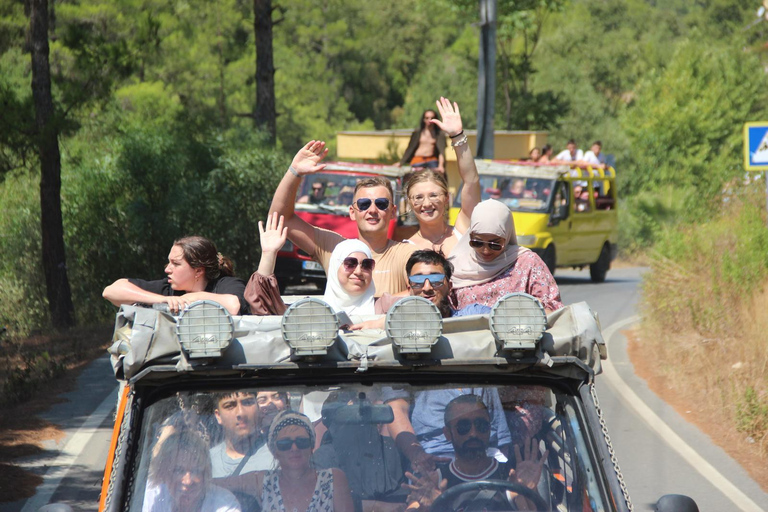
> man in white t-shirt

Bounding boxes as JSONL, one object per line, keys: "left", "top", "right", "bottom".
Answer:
{"left": 582, "top": 141, "right": 606, "bottom": 167}
{"left": 554, "top": 139, "right": 583, "bottom": 162}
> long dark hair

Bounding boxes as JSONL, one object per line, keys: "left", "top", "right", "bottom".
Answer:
{"left": 173, "top": 236, "right": 234, "bottom": 280}
{"left": 419, "top": 109, "right": 439, "bottom": 137}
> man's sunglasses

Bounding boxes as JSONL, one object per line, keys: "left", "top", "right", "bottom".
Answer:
{"left": 454, "top": 418, "right": 491, "bottom": 436}
{"left": 469, "top": 239, "right": 504, "bottom": 251}
{"left": 343, "top": 257, "right": 375, "bottom": 273}
{"left": 275, "top": 437, "right": 313, "bottom": 451}
{"left": 408, "top": 273, "right": 446, "bottom": 290}
{"left": 355, "top": 198, "right": 391, "bottom": 211}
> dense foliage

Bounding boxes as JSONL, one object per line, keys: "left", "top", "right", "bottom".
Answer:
{"left": 1, "top": 0, "right": 767, "bottom": 335}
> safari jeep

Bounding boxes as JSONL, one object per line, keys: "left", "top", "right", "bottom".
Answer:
{"left": 274, "top": 162, "right": 402, "bottom": 292}
{"left": 96, "top": 295, "right": 696, "bottom": 511}
{"left": 450, "top": 161, "right": 618, "bottom": 283}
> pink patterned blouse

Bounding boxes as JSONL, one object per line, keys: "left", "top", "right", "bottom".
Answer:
{"left": 450, "top": 250, "right": 564, "bottom": 312}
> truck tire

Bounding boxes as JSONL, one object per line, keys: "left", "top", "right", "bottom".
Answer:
{"left": 590, "top": 243, "right": 611, "bottom": 283}
{"left": 543, "top": 245, "right": 556, "bottom": 276}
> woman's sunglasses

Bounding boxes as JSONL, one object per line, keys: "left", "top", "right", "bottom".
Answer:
{"left": 275, "top": 437, "right": 312, "bottom": 451}
{"left": 469, "top": 239, "right": 504, "bottom": 251}
{"left": 342, "top": 257, "right": 375, "bottom": 273}
{"left": 408, "top": 273, "right": 446, "bottom": 290}
{"left": 355, "top": 198, "right": 391, "bottom": 211}
{"left": 454, "top": 418, "right": 491, "bottom": 436}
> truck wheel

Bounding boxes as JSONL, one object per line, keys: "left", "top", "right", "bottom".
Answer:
{"left": 590, "top": 243, "right": 611, "bottom": 283}
{"left": 543, "top": 245, "right": 556, "bottom": 276}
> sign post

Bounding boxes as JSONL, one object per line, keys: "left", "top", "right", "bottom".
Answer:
{"left": 743, "top": 122, "right": 768, "bottom": 225}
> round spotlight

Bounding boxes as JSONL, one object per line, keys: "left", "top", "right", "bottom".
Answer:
{"left": 281, "top": 298, "right": 339, "bottom": 356}
{"left": 489, "top": 293, "right": 547, "bottom": 353}
{"left": 385, "top": 296, "right": 442, "bottom": 354}
{"left": 176, "top": 300, "right": 234, "bottom": 359}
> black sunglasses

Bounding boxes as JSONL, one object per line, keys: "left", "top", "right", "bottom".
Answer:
{"left": 342, "top": 257, "right": 375, "bottom": 272}
{"left": 355, "top": 197, "right": 390, "bottom": 211}
{"left": 275, "top": 437, "right": 312, "bottom": 451}
{"left": 454, "top": 418, "right": 491, "bottom": 436}
{"left": 469, "top": 239, "right": 504, "bottom": 251}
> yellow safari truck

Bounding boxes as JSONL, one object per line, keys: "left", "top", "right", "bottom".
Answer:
{"left": 450, "top": 161, "right": 618, "bottom": 282}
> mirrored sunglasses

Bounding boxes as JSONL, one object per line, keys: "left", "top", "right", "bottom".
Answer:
{"left": 275, "top": 437, "right": 312, "bottom": 451}
{"left": 454, "top": 418, "right": 491, "bottom": 436}
{"left": 469, "top": 239, "right": 504, "bottom": 251}
{"left": 342, "top": 257, "right": 375, "bottom": 273}
{"left": 408, "top": 273, "right": 446, "bottom": 289}
{"left": 355, "top": 197, "right": 390, "bottom": 211}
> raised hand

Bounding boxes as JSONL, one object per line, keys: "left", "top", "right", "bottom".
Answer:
{"left": 290, "top": 140, "right": 329, "bottom": 175}
{"left": 259, "top": 212, "right": 288, "bottom": 254}
{"left": 508, "top": 437, "right": 549, "bottom": 490}
{"left": 431, "top": 97, "right": 463, "bottom": 138}
{"left": 403, "top": 469, "right": 447, "bottom": 511}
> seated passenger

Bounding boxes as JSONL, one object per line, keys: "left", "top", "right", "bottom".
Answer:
{"left": 502, "top": 179, "right": 525, "bottom": 199}
{"left": 215, "top": 411, "right": 355, "bottom": 512}
{"left": 297, "top": 180, "right": 327, "bottom": 205}
{"left": 528, "top": 147, "right": 541, "bottom": 163}
{"left": 449, "top": 199, "right": 564, "bottom": 313}
{"left": 553, "top": 139, "right": 583, "bottom": 163}
{"left": 538, "top": 144, "right": 554, "bottom": 164}
{"left": 210, "top": 391, "right": 273, "bottom": 478}
{"left": 256, "top": 391, "right": 290, "bottom": 438}
{"left": 144, "top": 430, "right": 241, "bottom": 512}
{"left": 403, "top": 395, "right": 548, "bottom": 511}
{"left": 582, "top": 140, "right": 606, "bottom": 169}
{"left": 322, "top": 239, "right": 378, "bottom": 315}
{"left": 102, "top": 236, "right": 247, "bottom": 315}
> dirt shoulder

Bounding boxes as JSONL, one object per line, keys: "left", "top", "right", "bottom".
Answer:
{"left": 626, "top": 328, "right": 768, "bottom": 492}
{"left": 0, "top": 325, "right": 112, "bottom": 502}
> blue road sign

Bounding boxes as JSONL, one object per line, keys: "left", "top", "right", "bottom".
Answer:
{"left": 743, "top": 122, "right": 768, "bottom": 171}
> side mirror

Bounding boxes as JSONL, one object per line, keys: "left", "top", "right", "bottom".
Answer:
{"left": 654, "top": 494, "right": 699, "bottom": 512}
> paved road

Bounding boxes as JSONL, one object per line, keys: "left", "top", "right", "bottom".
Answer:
{"left": 3, "top": 267, "right": 767, "bottom": 511}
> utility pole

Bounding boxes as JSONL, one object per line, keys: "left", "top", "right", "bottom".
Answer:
{"left": 476, "top": 0, "right": 497, "bottom": 159}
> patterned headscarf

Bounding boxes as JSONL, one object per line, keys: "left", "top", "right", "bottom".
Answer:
{"left": 267, "top": 410, "right": 315, "bottom": 455}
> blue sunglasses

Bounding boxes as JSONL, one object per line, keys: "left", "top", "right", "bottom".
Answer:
{"left": 408, "top": 273, "right": 447, "bottom": 289}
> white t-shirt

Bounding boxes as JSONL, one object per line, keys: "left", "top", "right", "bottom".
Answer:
{"left": 583, "top": 150, "right": 604, "bottom": 166}
{"left": 555, "top": 149, "right": 583, "bottom": 161}
{"left": 143, "top": 483, "right": 241, "bottom": 512}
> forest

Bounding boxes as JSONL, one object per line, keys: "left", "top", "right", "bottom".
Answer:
{"left": 1, "top": 0, "right": 767, "bottom": 335}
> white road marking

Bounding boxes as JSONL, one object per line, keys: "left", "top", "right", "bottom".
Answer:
{"left": 20, "top": 387, "right": 117, "bottom": 511}
{"left": 601, "top": 316, "right": 765, "bottom": 512}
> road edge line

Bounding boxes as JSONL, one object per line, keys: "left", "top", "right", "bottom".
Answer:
{"left": 601, "top": 316, "right": 764, "bottom": 512}
{"left": 20, "top": 387, "right": 117, "bottom": 511}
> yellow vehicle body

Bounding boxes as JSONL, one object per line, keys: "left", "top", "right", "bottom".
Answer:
{"left": 450, "top": 161, "right": 618, "bottom": 282}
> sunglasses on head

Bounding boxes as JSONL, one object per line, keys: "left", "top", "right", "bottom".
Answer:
{"left": 454, "top": 418, "right": 491, "bottom": 436}
{"left": 469, "top": 239, "right": 504, "bottom": 251}
{"left": 342, "top": 257, "right": 375, "bottom": 272}
{"left": 355, "top": 198, "right": 390, "bottom": 211}
{"left": 408, "top": 273, "right": 446, "bottom": 290}
{"left": 275, "top": 437, "right": 312, "bottom": 451}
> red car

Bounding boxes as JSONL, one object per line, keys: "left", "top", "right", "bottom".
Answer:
{"left": 274, "top": 162, "right": 403, "bottom": 292}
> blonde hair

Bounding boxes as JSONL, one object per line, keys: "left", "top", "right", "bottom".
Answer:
{"left": 403, "top": 169, "right": 449, "bottom": 217}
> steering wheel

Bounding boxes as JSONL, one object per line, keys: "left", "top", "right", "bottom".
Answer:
{"left": 430, "top": 480, "right": 548, "bottom": 511}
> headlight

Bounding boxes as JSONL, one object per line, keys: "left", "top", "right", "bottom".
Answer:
{"left": 516, "top": 235, "right": 536, "bottom": 246}
{"left": 385, "top": 296, "right": 442, "bottom": 355}
{"left": 176, "top": 300, "right": 234, "bottom": 359}
{"left": 489, "top": 293, "right": 547, "bottom": 354}
{"left": 281, "top": 298, "right": 339, "bottom": 356}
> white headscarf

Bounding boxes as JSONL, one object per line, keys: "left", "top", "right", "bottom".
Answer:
{"left": 449, "top": 199, "right": 529, "bottom": 288}
{"left": 322, "top": 239, "right": 377, "bottom": 315}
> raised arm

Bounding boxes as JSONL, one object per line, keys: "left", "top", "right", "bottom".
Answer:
{"left": 432, "top": 98, "right": 480, "bottom": 234}
{"left": 268, "top": 141, "right": 329, "bottom": 256}
{"left": 257, "top": 212, "right": 287, "bottom": 276}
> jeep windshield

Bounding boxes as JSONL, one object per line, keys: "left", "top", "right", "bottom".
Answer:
{"left": 295, "top": 169, "right": 399, "bottom": 215}
{"left": 126, "top": 380, "right": 610, "bottom": 512}
{"left": 453, "top": 175, "right": 557, "bottom": 214}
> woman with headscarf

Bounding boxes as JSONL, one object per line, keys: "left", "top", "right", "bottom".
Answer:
{"left": 214, "top": 411, "right": 354, "bottom": 512}
{"left": 448, "top": 199, "right": 563, "bottom": 313}
{"left": 245, "top": 215, "right": 386, "bottom": 317}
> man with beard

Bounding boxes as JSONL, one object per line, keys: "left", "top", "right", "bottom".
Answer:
{"left": 210, "top": 391, "right": 274, "bottom": 477}
{"left": 404, "top": 395, "right": 548, "bottom": 511}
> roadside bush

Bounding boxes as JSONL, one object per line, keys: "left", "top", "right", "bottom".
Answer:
{"left": 641, "top": 182, "right": 768, "bottom": 458}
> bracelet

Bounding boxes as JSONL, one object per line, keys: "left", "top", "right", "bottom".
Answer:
{"left": 449, "top": 130, "right": 464, "bottom": 139}
{"left": 289, "top": 165, "right": 300, "bottom": 177}
{"left": 451, "top": 134, "right": 469, "bottom": 147}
